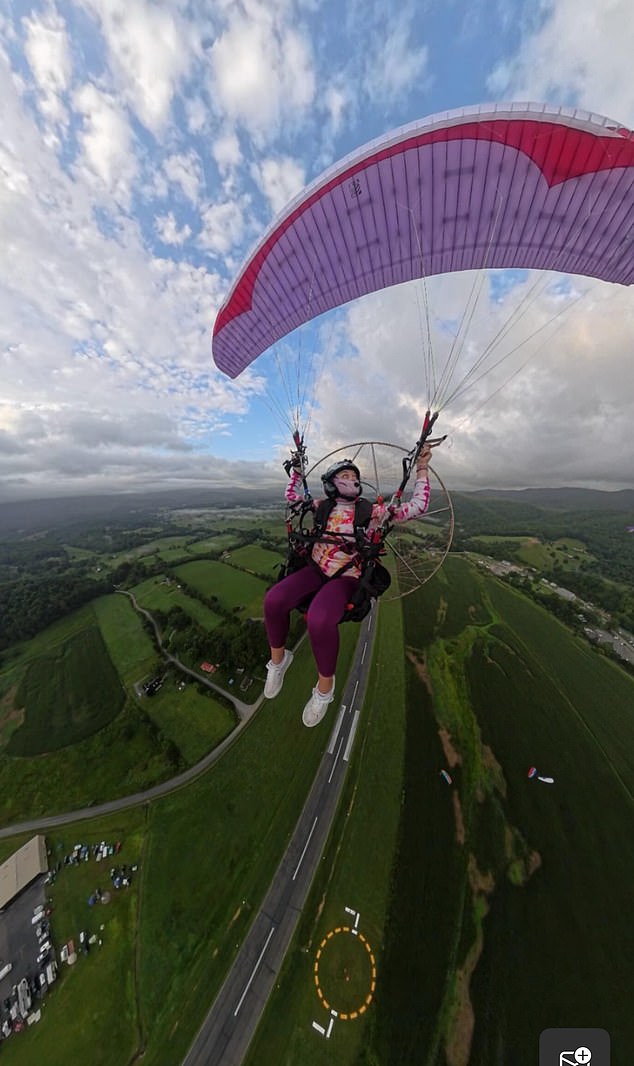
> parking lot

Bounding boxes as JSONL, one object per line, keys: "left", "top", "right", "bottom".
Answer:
{"left": 0, "top": 876, "right": 51, "bottom": 1035}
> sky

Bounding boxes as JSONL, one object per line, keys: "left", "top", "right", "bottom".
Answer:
{"left": 1, "top": 0, "right": 633, "bottom": 502}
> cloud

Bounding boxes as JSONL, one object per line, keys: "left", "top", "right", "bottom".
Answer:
{"left": 78, "top": 0, "right": 197, "bottom": 133}
{"left": 213, "top": 130, "right": 242, "bottom": 174}
{"left": 210, "top": 3, "right": 315, "bottom": 140}
{"left": 250, "top": 155, "right": 305, "bottom": 216}
{"left": 72, "top": 83, "right": 138, "bottom": 204}
{"left": 198, "top": 198, "right": 248, "bottom": 256}
{"left": 155, "top": 212, "right": 192, "bottom": 246}
{"left": 23, "top": 7, "right": 72, "bottom": 126}
{"left": 163, "top": 150, "right": 204, "bottom": 204}
{"left": 363, "top": 8, "right": 430, "bottom": 103}
{"left": 487, "top": 0, "right": 634, "bottom": 125}
{"left": 304, "top": 272, "right": 634, "bottom": 490}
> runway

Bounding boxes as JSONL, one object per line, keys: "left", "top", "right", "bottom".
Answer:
{"left": 182, "top": 606, "right": 378, "bottom": 1065}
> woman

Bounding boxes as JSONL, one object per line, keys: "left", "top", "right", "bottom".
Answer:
{"left": 263, "top": 445, "right": 432, "bottom": 727}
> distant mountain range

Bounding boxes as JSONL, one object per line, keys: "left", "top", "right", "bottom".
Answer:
{"left": 1, "top": 485, "right": 632, "bottom": 537}
{"left": 463, "top": 487, "right": 634, "bottom": 512}
{"left": 0, "top": 487, "right": 280, "bottom": 537}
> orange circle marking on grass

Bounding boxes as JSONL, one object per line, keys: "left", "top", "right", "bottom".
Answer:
{"left": 314, "top": 925, "right": 376, "bottom": 1019}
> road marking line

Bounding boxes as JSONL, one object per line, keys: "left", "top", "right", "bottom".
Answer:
{"left": 351, "top": 680, "right": 359, "bottom": 710}
{"left": 343, "top": 710, "right": 360, "bottom": 762}
{"left": 328, "top": 737, "right": 344, "bottom": 783}
{"left": 292, "top": 816, "right": 318, "bottom": 881}
{"left": 361, "top": 642, "right": 367, "bottom": 664}
{"left": 327, "top": 706, "right": 346, "bottom": 754}
{"left": 233, "top": 925, "right": 275, "bottom": 1016}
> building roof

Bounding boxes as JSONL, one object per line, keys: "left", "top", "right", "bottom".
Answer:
{"left": 0, "top": 836, "right": 48, "bottom": 910}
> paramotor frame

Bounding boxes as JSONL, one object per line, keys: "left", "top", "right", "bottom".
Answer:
{"left": 292, "top": 440, "right": 455, "bottom": 601}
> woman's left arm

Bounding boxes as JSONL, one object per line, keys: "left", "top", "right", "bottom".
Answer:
{"left": 390, "top": 443, "right": 432, "bottom": 522}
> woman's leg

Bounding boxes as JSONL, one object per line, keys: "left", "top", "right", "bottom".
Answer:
{"left": 305, "top": 577, "right": 359, "bottom": 691}
{"left": 264, "top": 567, "right": 325, "bottom": 656}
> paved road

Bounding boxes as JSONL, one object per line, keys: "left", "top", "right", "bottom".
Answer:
{"left": 182, "top": 605, "right": 378, "bottom": 1066}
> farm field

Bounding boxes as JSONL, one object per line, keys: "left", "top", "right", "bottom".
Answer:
{"left": 140, "top": 678, "right": 235, "bottom": 764}
{"left": 174, "top": 559, "right": 268, "bottom": 616}
{"left": 92, "top": 593, "right": 156, "bottom": 685}
{"left": 9, "top": 626, "right": 124, "bottom": 754}
{"left": 375, "top": 556, "right": 634, "bottom": 1065}
{"left": 130, "top": 575, "right": 223, "bottom": 630}
{"left": 227, "top": 543, "right": 284, "bottom": 574}
{"left": 473, "top": 534, "right": 592, "bottom": 572}
{"left": 186, "top": 533, "right": 243, "bottom": 553}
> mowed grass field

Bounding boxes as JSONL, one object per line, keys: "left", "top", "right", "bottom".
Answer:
{"left": 376, "top": 556, "right": 634, "bottom": 1065}
{"left": 226, "top": 543, "right": 285, "bottom": 574}
{"left": 9, "top": 627, "right": 124, "bottom": 754}
{"left": 174, "top": 559, "right": 268, "bottom": 615}
{"left": 92, "top": 593, "right": 156, "bottom": 685}
{"left": 139, "top": 677, "right": 235, "bottom": 764}
{"left": 0, "top": 626, "right": 359, "bottom": 1066}
{"left": 130, "top": 575, "right": 223, "bottom": 630}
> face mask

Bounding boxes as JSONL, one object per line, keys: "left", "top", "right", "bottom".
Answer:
{"left": 333, "top": 475, "right": 361, "bottom": 499}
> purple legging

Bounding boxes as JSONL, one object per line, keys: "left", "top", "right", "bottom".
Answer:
{"left": 264, "top": 567, "right": 360, "bottom": 678}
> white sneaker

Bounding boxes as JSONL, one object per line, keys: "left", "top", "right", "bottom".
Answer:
{"left": 264, "top": 650, "right": 294, "bottom": 698}
{"left": 302, "top": 678, "right": 335, "bottom": 728}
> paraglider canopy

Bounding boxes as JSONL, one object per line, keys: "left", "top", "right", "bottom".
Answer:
{"left": 213, "top": 102, "right": 634, "bottom": 379}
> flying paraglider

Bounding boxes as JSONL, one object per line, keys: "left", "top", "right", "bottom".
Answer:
{"left": 528, "top": 766, "right": 555, "bottom": 784}
{"left": 213, "top": 102, "right": 634, "bottom": 378}
{"left": 211, "top": 101, "right": 634, "bottom": 717}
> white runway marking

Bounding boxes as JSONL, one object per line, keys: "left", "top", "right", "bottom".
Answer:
{"left": 354, "top": 912, "right": 360, "bottom": 929}
{"left": 312, "top": 1021, "right": 326, "bottom": 1035}
{"left": 343, "top": 710, "right": 360, "bottom": 762}
{"left": 292, "top": 816, "right": 318, "bottom": 881}
{"left": 233, "top": 925, "right": 275, "bottom": 1016}
{"left": 327, "top": 705, "right": 346, "bottom": 754}
{"left": 328, "top": 737, "right": 344, "bottom": 783}
{"left": 326, "top": 1017, "right": 334, "bottom": 1038}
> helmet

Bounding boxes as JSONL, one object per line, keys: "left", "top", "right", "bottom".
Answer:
{"left": 321, "top": 460, "right": 361, "bottom": 499}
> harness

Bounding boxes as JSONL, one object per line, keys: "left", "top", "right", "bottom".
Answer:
{"left": 277, "top": 413, "right": 445, "bottom": 621}
{"left": 279, "top": 495, "right": 391, "bottom": 621}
